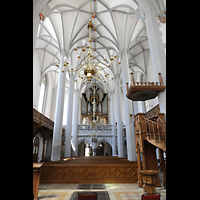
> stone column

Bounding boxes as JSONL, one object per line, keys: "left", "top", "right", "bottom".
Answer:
{"left": 110, "top": 90, "right": 117, "bottom": 156}
{"left": 64, "top": 72, "right": 75, "bottom": 157}
{"left": 45, "top": 135, "right": 52, "bottom": 160}
{"left": 92, "top": 143, "right": 97, "bottom": 156}
{"left": 136, "top": 72, "right": 146, "bottom": 113}
{"left": 138, "top": 0, "right": 166, "bottom": 118}
{"left": 121, "top": 49, "right": 136, "bottom": 161}
{"left": 51, "top": 50, "right": 66, "bottom": 161}
{"left": 71, "top": 87, "right": 80, "bottom": 156}
{"left": 158, "top": 0, "right": 166, "bottom": 11}
{"left": 114, "top": 73, "right": 124, "bottom": 157}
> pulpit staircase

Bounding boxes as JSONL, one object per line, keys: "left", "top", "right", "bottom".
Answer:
{"left": 134, "top": 113, "right": 166, "bottom": 152}
{"left": 126, "top": 71, "right": 166, "bottom": 151}
{"left": 144, "top": 116, "right": 166, "bottom": 151}
{"left": 125, "top": 72, "right": 166, "bottom": 188}
{"left": 134, "top": 112, "right": 166, "bottom": 188}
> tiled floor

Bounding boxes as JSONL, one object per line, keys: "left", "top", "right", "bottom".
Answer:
{"left": 38, "top": 183, "right": 166, "bottom": 200}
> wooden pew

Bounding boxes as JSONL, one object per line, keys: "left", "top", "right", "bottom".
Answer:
{"left": 33, "top": 163, "right": 43, "bottom": 200}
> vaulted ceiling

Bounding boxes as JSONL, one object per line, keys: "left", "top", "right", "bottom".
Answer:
{"left": 34, "top": 0, "right": 150, "bottom": 93}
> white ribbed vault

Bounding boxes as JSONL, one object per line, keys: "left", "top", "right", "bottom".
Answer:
{"left": 34, "top": 0, "right": 150, "bottom": 93}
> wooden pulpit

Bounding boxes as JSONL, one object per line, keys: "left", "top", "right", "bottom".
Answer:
{"left": 138, "top": 170, "right": 159, "bottom": 194}
{"left": 33, "top": 163, "right": 43, "bottom": 200}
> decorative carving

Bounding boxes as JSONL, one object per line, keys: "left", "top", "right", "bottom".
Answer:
{"left": 40, "top": 158, "right": 138, "bottom": 183}
{"left": 33, "top": 123, "right": 41, "bottom": 135}
{"left": 77, "top": 124, "right": 114, "bottom": 149}
{"left": 33, "top": 108, "right": 42, "bottom": 124}
{"left": 134, "top": 112, "right": 165, "bottom": 188}
{"left": 33, "top": 108, "right": 54, "bottom": 133}
{"left": 41, "top": 115, "right": 54, "bottom": 130}
{"left": 95, "top": 167, "right": 109, "bottom": 178}
{"left": 126, "top": 73, "right": 165, "bottom": 101}
{"left": 158, "top": 11, "right": 166, "bottom": 24}
{"left": 145, "top": 104, "right": 160, "bottom": 119}
{"left": 138, "top": 170, "right": 159, "bottom": 194}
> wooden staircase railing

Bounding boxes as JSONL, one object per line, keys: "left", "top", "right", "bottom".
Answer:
{"left": 134, "top": 113, "right": 166, "bottom": 151}
{"left": 144, "top": 116, "right": 166, "bottom": 151}
{"left": 134, "top": 112, "right": 166, "bottom": 188}
{"left": 126, "top": 73, "right": 165, "bottom": 101}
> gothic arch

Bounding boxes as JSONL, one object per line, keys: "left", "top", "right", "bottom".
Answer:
{"left": 97, "top": 138, "right": 113, "bottom": 150}
{"left": 78, "top": 138, "right": 91, "bottom": 146}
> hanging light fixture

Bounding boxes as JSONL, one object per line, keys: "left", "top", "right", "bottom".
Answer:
{"left": 76, "top": 0, "right": 97, "bottom": 82}
{"left": 59, "top": 0, "right": 120, "bottom": 83}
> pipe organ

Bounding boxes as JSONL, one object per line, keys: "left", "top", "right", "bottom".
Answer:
{"left": 81, "top": 85, "right": 108, "bottom": 124}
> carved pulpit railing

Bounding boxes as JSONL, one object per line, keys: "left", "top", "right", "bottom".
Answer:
{"left": 126, "top": 73, "right": 165, "bottom": 101}
{"left": 134, "top": 113, "right": 166, "bottom": 151}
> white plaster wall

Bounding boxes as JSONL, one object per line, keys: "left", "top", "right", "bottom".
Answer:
{"left": 162, "top": 0, "right": 166, "bottom": 10}
{"left": 145, "top": 52, "right": 159, "bottom": 112}
{"left": 99, "top": 88, "right": 103, "bottom": 100}
{"left": 82, "top": 97, "right": 87, "bottom": 114}
{"left": 44, "top": 73, "right": 53, "bottom": 119}
{"left": 86, "top": 89, "right": 90, "bottom": 99}
{"left": 102, "top": 95, "right": 107, "bottom": 114}
{"left": 157, "top": 12, "right": 166, "bottom": 55}
{"left": 50, "top": 85, "right": 57, "bottom": 120}
{"left": 33, "top": 51, "right": 55, "bottom": 119}
{"left": 33, "top": 0, "right": 49, "bottom": 51}
{"left": 33, "top": 50, "right": 41, "bottom": 109}
{"left": 146, "top": 51, "right": 155, "bottom": 81}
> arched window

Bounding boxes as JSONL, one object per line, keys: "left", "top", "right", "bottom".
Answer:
{"left": 33, "top": 137, "right": 39, "bottom": 162}
{"left": 38, "top": 75, "right": 46, "bottom": 113}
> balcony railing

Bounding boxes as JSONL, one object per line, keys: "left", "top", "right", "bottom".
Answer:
{"left": 134, "top": 112, "right": 166, "bottom": 151}
{"left": 33, "top": 108, "right": 54, "bottom": 131}
{"left": 126, "top": 73, "right": 165, "bottom": 101}
{"left": 78, "top": 124, "right": 113, "bottom": 135}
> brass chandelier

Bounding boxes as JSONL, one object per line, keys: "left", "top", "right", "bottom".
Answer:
{"left": 58, "top": 0, "right": 120, "bottom": 83}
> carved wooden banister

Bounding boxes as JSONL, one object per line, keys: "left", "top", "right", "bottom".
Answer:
{"left": 158, "top": 73, "right": 163, "bottom": 86}
{"left": 33, "top": 108, "right": 42, "bottom": 123}
{"left": 129, "top": 72, "right": 163, "bottom": 87}
{"left": 33, "top": 108, "right": 54, "bottom": 131}
{"left": 134, "top": 113, "right": 166, "bottom": 150}
{"left": 132, "top": 81, "right": 163, "bottom": 86}
{"left": 129, "top": 73, "right": 164, "bottom": 87}
{"left": 130, "top": 72, "right": 135, "bottom": 86}
{"left": 157, "top": 115, "right": 166, "bottom": 141}
{"left": 158, "top": 115, "right": 165, "bottom": 126}
{"left": 144, "top": 117, "right": 166, "bottom": 143}
{"left": 127, "top": 73, "right": 165, "bottom": 101}
{"left": 126, "top": 83, "right": 129, "bottom": 93}
{"left": 145, "top": 104, "right": 160, "bottom": 119}
{"left": 134, "top": 112, "right": 166, "bottom": 188}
